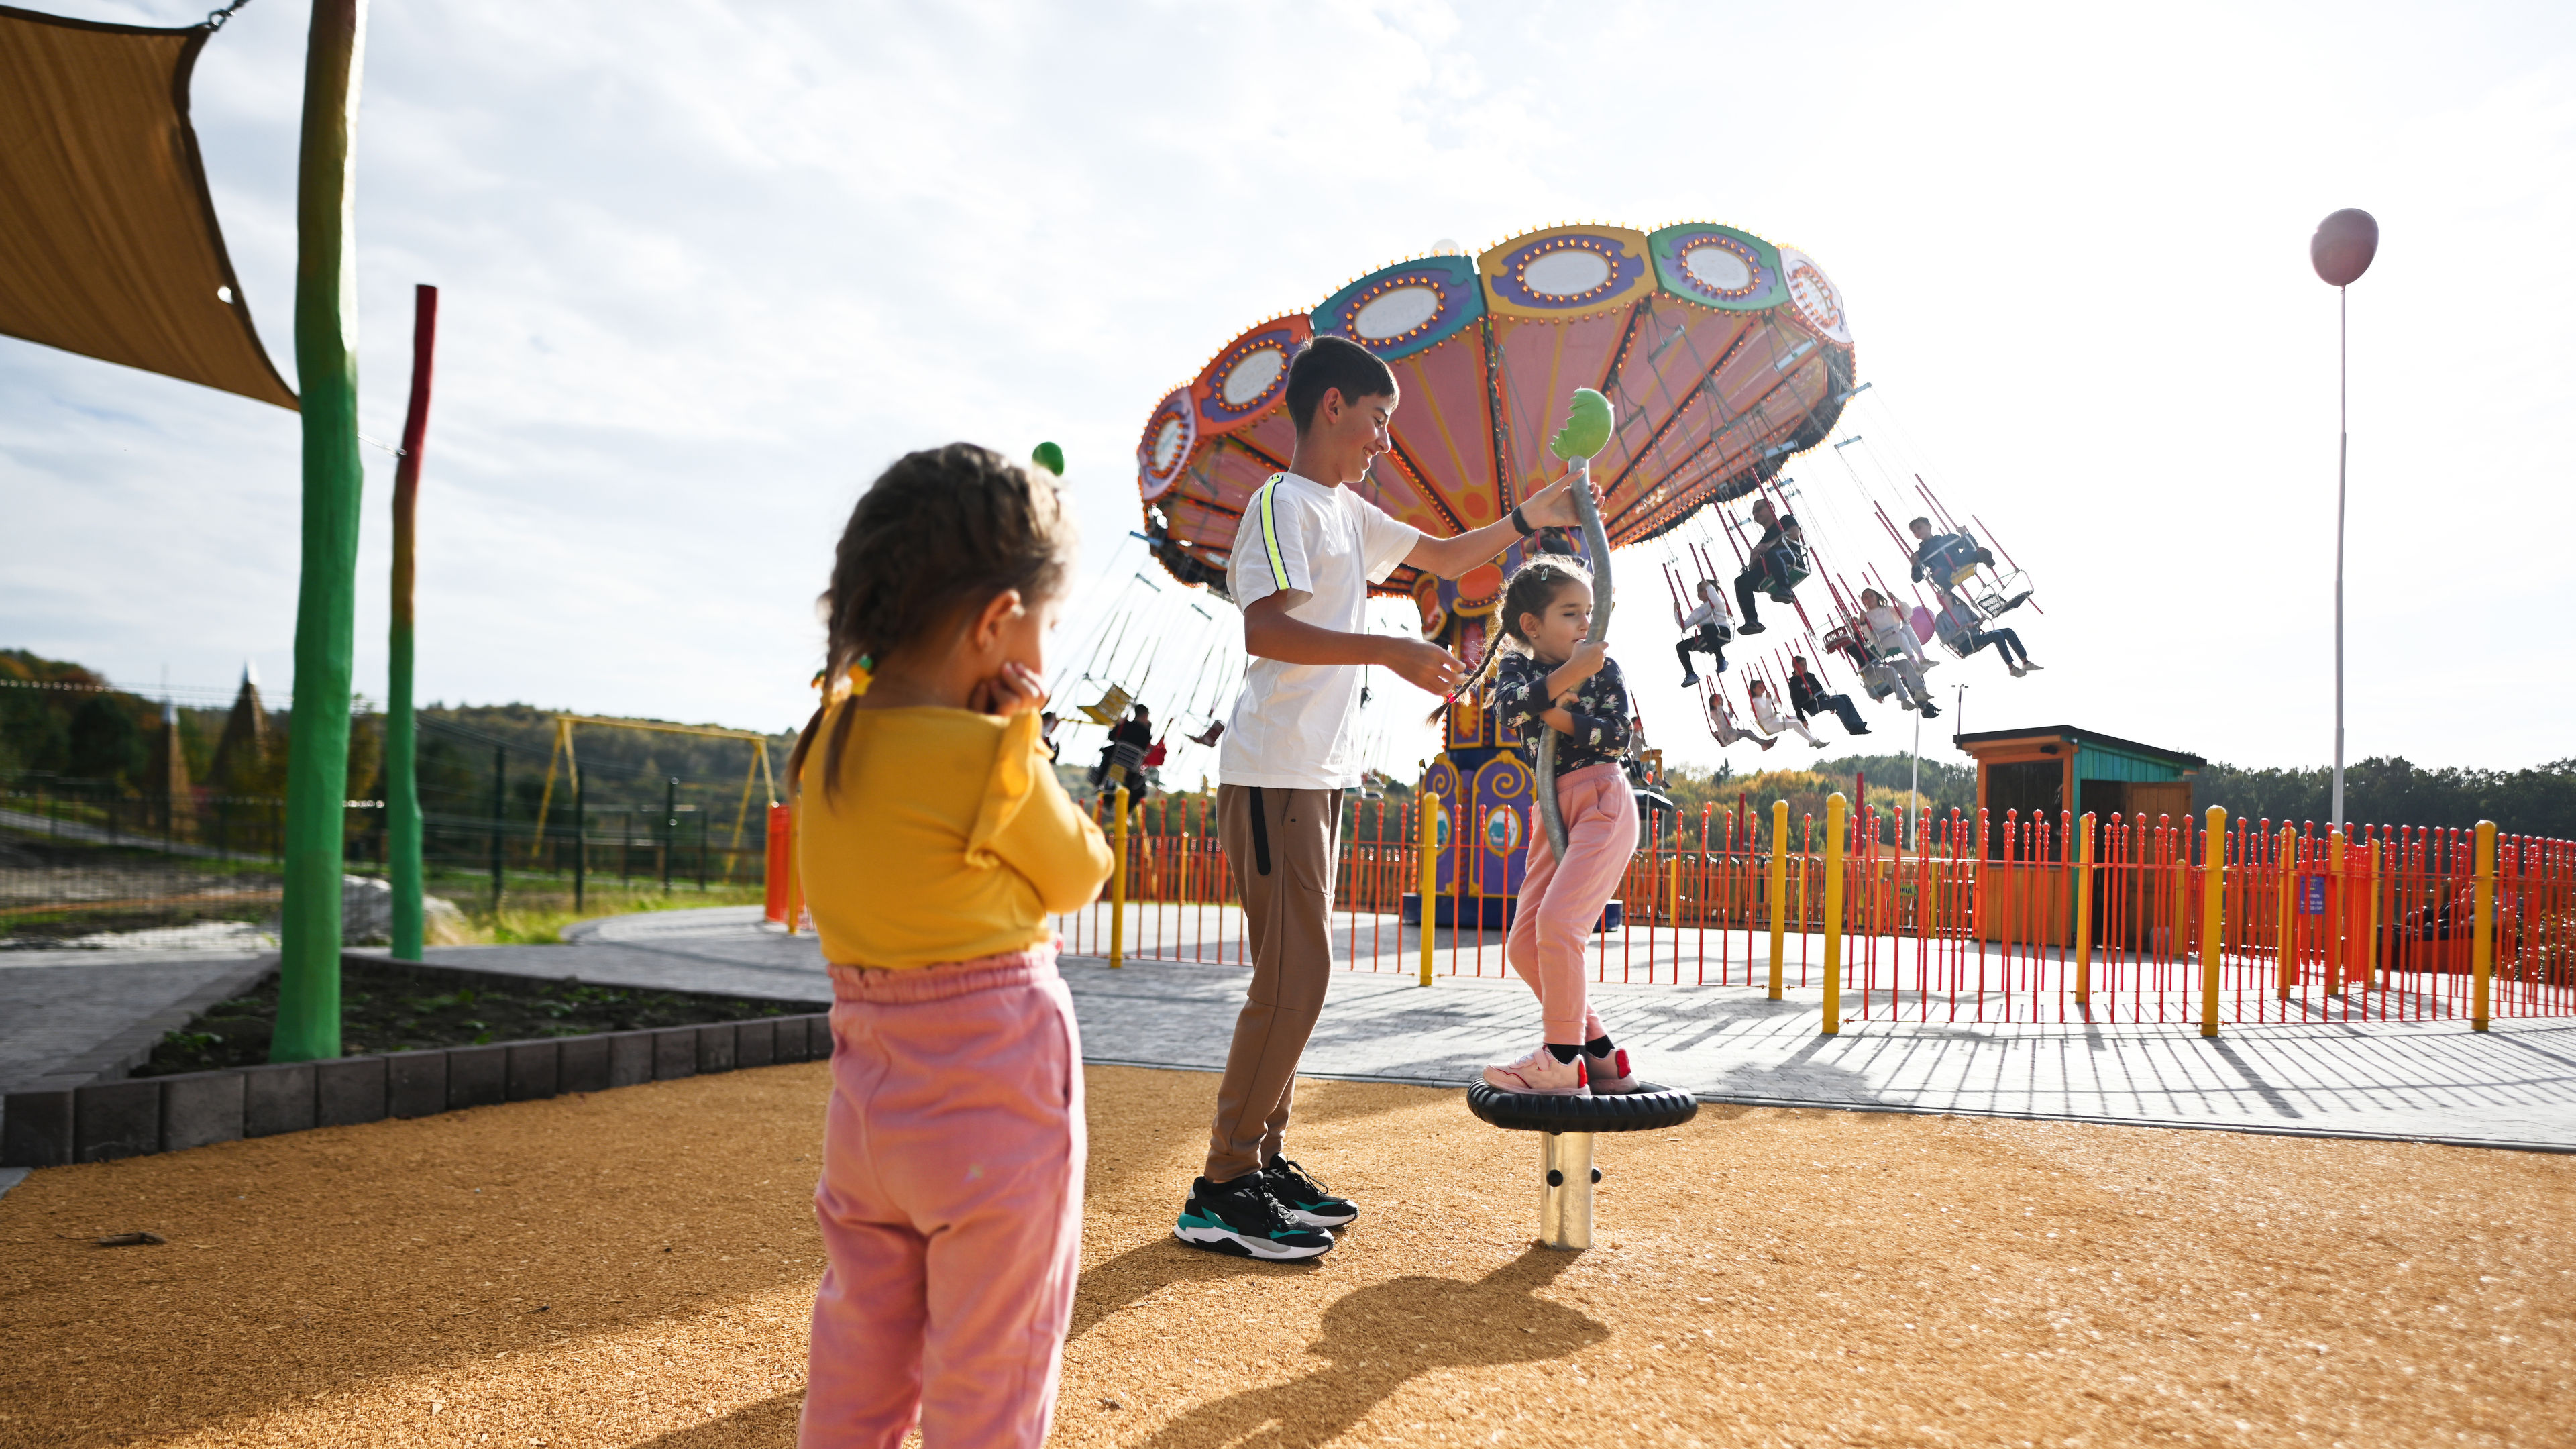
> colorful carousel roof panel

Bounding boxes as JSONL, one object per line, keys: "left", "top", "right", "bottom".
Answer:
{"left": 1136, "top": 221, "right": 1856, "bottom": 599}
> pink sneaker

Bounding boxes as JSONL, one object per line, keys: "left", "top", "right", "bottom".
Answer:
{"left": 1585, "top": 1044, "right": 1645, "bottom": 1094}
{"left": 1482, "top": 1042, "right": 1590, "bottom": 1096}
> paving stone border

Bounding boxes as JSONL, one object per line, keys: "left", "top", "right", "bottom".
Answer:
{"left": 1, "top": 991, "right": 834, "bottom": 1169}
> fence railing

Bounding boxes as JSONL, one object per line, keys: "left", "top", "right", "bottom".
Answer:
{"left": 2, "top": 782, "right": 766, "bottom": 921}
{"left": 1040, "top": 790, "right": 2574, "bottom": 1033}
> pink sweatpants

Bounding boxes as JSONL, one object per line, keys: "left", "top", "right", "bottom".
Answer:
{"left": 800, "top": 945, "right": 1083, "bottom": 1449}
{"left": 1507, "top": 764, "right": 1639, "bottom": 1044}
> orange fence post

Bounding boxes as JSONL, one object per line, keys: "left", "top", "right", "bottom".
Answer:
{"left": 763, "top": 802, "right": 792, "bottom": 926}
{"left": 2473, "top": 820, "right": 2496, "bottom": 1030}
{"left": 2328, "top": 828, "right": 2346, "bottom": 996}
{"left": 1822, "top": 792, "right": 1847, "bottom": 1034}
{"left": 1768, "top": 800, "right": 1788, "bottom": 1000}
{"left": 2365, "top": 836, "right": 2382, "bottom": 991}
{"left": 1419, "top": 793, "right": 1438, "bottom": 987}
{"left": 2073, "top": 812, "right": 2095, "bottom": 1008}
{"left": 2200, "top": 806, "right": 2227, "bottom": 1038}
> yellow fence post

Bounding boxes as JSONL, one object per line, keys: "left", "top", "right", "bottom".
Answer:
{"left": 1109, "top": 786, "right": 1130, "bottom": 969}
{"left": 2328, "top": 828, "right": 2346, "bottom": 996}
{"left": 2366, "top": 837, "right": 2382, "bottom": 989}
{"left": 1418, "top": 793, "right": 1439, "bottom": 987}
{"left": 1768, "top": 800, "right": 1789, "bottom": 1000}
{"left": 2074, "top": 812, "right": 2096, "bottom": 1008}
{"left": 2473, "top": 820, "right": 2496, "bottom": 1031}
{"left": 1822, "top": 793, "right": 1846, "bottom": 1034}
{"left": 2200, "top": 806, "right": 2227, "bottom": 1038}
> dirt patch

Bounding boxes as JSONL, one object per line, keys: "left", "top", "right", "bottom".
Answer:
{"left": 0, "top": 1066, "right": 2569, "bottom": 1447}
{"left": 131, "top": 957, "right": 807, "bottom": 1074}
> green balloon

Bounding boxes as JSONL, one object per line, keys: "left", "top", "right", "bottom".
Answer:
{"left": 1548, "top": 388, "right": 1614, "bottom": 462}
{"left": 1032, "top": 441, "right": 1065, "bottom": 477}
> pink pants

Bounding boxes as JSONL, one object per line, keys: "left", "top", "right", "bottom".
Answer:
{"left": 800, "top": 945, "right": 1083, "bottom": 1449}
{"left": 1507, "top": 764, "right": 1638, "bottom": 1044}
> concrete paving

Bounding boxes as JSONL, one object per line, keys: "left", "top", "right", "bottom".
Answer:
{"left": 13, "top": 907, "right": 2573, "bottom": 1174}
{"left": 0, "top": 950, "right": 275, "bottom": 1099}
{"left": 342, "top": 906, "right": 835, "bottom": 1004}
{"left": 396, "top": 907, "right": 2576, "bottom": 1153}
{"left": 0, "top": 949, "right": 277, "bottom": 1187}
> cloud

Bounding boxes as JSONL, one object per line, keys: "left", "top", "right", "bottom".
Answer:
{"left": 5, "top": 0, "right": 2573, "bottom": 783}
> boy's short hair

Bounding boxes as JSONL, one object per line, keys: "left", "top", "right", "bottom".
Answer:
{"left": 1909, "top": 515, "right": 1933, "bottom": 531}
{"left": 1285, "top": 335, "right": 1397, "bottom": 434}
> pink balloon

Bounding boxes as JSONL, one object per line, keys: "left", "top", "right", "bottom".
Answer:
{"left": 2312, "top": 208, "right": 2378, "bottom": 287}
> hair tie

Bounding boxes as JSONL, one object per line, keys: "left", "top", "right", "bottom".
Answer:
{"left": 822, "top": 655, "right": 875, "bottom": 704}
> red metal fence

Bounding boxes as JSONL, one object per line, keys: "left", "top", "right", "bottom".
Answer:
{"left": 1047, "top": 790, "right": 2575, "bottom": 1032}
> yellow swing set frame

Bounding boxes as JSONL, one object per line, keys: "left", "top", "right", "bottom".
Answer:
{"left": 527, "top": 715, "right": 781, "bottom": 881}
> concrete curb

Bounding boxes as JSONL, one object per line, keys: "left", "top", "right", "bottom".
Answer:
{"left": 0, "top": 1010, "right": 833, "bottom": 1169}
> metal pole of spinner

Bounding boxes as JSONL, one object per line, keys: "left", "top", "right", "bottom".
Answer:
{"left": 1468, "top": 1083, "right": 1698, "bottom": 1252}
{"left": 1539, "top": 1130, "right": 1601, "bottom": 1250}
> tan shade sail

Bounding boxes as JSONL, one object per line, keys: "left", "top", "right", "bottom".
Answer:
{"left": 0, "top": 5, "right": 295, "bottom": 409}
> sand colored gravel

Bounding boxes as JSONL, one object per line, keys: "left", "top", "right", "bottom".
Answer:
{"left": 2, "top": 1061, "right": 2571, "bottom": 1448}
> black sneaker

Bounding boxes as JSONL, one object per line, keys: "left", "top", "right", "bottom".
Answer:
{"left": 1174, "top": 1175, "right": 1335, "bottom": 1260}
{"left": 1739, "top": 620, "right": 1766, "bottom": 635}
{"left": 1263, "top": 1156, "right": 1359, "bottom": 1230}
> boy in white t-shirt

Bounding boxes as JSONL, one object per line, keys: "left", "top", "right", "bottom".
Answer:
{"left": 1174, "top": 335, "right": 1601, "bottom": 1260}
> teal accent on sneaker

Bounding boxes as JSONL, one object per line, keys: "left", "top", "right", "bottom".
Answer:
{"left": 1263, "top": 1157, "right": 1358, "bottom": 1229}
{"left": 1172, "top": 1178, "right": 1334, "bottom": 1261}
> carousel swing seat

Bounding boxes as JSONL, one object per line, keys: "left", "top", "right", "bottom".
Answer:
{"left": 1077, "top": 684, "right": 1134, "bottom": 728}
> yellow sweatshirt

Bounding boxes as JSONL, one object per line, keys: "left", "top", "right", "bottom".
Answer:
{"left": 796, "top": 706, "right": 1111, "bottom": 969}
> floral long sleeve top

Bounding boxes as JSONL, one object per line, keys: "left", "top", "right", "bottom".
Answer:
{"left": 1494, "top": 650, "right": 1633, "bottom": 772}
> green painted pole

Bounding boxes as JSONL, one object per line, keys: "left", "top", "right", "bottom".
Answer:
{"left": 388, "top": 284, "right": 437, "bottom": 962}
{"left": 272, "top": 0, "right": 369, "bottom": 1065}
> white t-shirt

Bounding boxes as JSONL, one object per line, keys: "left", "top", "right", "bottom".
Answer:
{"left": 1218, "top": 472, "right": 1423, "bottom": 790}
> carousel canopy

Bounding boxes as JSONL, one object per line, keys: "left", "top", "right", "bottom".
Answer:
{"left": 1134, "top": 221, "right": 1854, "bottom": 616}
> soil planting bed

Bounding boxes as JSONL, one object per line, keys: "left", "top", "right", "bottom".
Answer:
{"left": 131, "top": 957, "right": 804, "bottom": 1075}
{"left": 1, "top": 1065, "right": 2569, "bottom": 1446}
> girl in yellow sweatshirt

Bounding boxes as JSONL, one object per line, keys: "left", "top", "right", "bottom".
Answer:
{"left": 789, "top": 443, "right": 1111, "bottom": 1449}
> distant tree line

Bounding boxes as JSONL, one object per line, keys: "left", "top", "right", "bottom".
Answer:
{"left": 2191, "top": 756, "right": 2576, "bottom": 840}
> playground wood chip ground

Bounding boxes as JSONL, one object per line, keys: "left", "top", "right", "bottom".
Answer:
{"left": 1, "top": 1062, "right": 2570, "bottom": 1448}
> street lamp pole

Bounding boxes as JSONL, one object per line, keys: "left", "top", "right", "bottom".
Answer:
{"left": 2334, "top": 283, "right": 2347, "bottom": 830}
{"left": 2312, "top": 209, "right": 2377, "bottom": 830}
{"left": 1907, "top": 706, "right": 1921, "bottom": 851}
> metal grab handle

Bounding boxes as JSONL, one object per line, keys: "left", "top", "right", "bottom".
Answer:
{"left": 1534, "top": 450, "right": 1613, "bottom": 861}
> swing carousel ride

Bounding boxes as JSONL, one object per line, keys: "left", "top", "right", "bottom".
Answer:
{"left": 1059, "top": 220, "right": 2040, "bottom": 922}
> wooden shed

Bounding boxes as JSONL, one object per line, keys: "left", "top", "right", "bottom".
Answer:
{"left": 1953, "top": 725, "right": 2204, "bottom": 856}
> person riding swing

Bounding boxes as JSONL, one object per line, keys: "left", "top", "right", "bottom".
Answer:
{"left": 1673, "top": 577, "right": 1733, "bottom": 686}
{"left": 1732, "top": 497, "right": 1807, "bottom": 634}
{"left": 1907, "top": 515, "right": 1994, "bottom": 601}
{"left": 1788, "top": 655, "right": 1871, "bottom": 737}
{"left": 1092, "top": 701, "right": 1154, "bottom": 791}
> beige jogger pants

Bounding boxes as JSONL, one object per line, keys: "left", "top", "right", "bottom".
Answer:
{"left": 1202, "top": 784, "right": 1340, "bottom": 1184}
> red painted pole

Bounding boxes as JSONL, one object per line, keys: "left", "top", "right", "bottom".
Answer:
{"left": 388, "top": 283, "right": 439, "bottom": 961}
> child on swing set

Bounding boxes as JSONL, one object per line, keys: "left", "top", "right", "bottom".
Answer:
{"left": 1452, "top": 556, "right": 1646, "bottom": 1096}
{"left": 789, "top": 443, "right": 1112, "bottom": 1448}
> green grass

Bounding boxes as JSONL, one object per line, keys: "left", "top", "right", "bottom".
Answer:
{"left": 426, "top": 876, "right": 768, "bottom": 946}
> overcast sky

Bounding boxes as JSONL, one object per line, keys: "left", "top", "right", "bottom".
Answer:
{"left": 6, "top": 1, "right": 2572, "bottom": 787}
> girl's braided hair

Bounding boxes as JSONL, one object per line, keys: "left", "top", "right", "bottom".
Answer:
{"left": 789, "top": 443, "right": 1077, "bottom": 798}
{"left": 1424, "top": 555, "right": 1593, "bottom": 722}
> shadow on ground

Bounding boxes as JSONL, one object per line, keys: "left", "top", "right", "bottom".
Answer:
{"left": 1133, "top": 1247, "right": 1602, "bottom": 1448}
